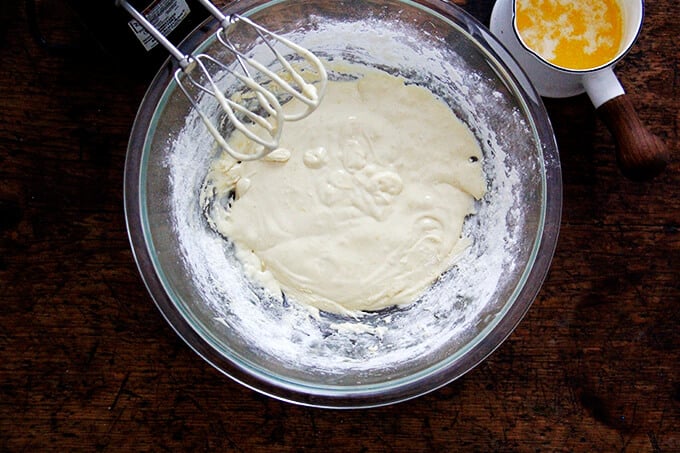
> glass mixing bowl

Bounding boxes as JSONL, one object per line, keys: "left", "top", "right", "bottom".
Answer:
{"left": 124, "top": 0, "right": 562, "bottom": 408}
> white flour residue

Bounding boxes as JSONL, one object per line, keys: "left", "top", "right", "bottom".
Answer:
{"left": 164, "top": 15, "right": 541, "bottom": 381}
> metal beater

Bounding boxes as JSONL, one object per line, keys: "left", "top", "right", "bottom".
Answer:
{"left": 117, "top": 0, "right": 327, "bottom": 161}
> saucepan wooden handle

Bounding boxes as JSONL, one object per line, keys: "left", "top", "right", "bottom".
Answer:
{"left": 597, "top": 94, "right": 669, "bottom": 180}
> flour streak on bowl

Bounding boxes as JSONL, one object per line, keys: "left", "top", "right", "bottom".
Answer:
{"left": 126, "top": 0, "right": 561, "bottom": 407}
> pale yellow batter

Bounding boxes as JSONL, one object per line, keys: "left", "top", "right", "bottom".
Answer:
{"left": 200, "top": 69, "right": 485, "bottom": 314}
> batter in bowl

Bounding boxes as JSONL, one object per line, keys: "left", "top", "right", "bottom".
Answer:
{"left": 200, "top": 68, "right": 486, "bottom": 315}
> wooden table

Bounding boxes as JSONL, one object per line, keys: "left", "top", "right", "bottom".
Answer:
{"left": 1, "top": 0, "right": 678, "bottom": 450}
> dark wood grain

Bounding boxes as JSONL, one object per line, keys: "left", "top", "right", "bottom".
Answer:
{"left": 1, "top": 0, "right": 678, "bottom": 451}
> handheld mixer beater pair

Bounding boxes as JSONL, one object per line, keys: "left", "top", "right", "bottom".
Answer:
{"left": 117, "top": 0, "right": 328, "bottom": 160}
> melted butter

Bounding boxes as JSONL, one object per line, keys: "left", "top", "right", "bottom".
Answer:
{"left": 201, "top": 69, "right": 486, "bottom": 314}
{"left": 515, "top": 0, "right": 623, "bottom": 70}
